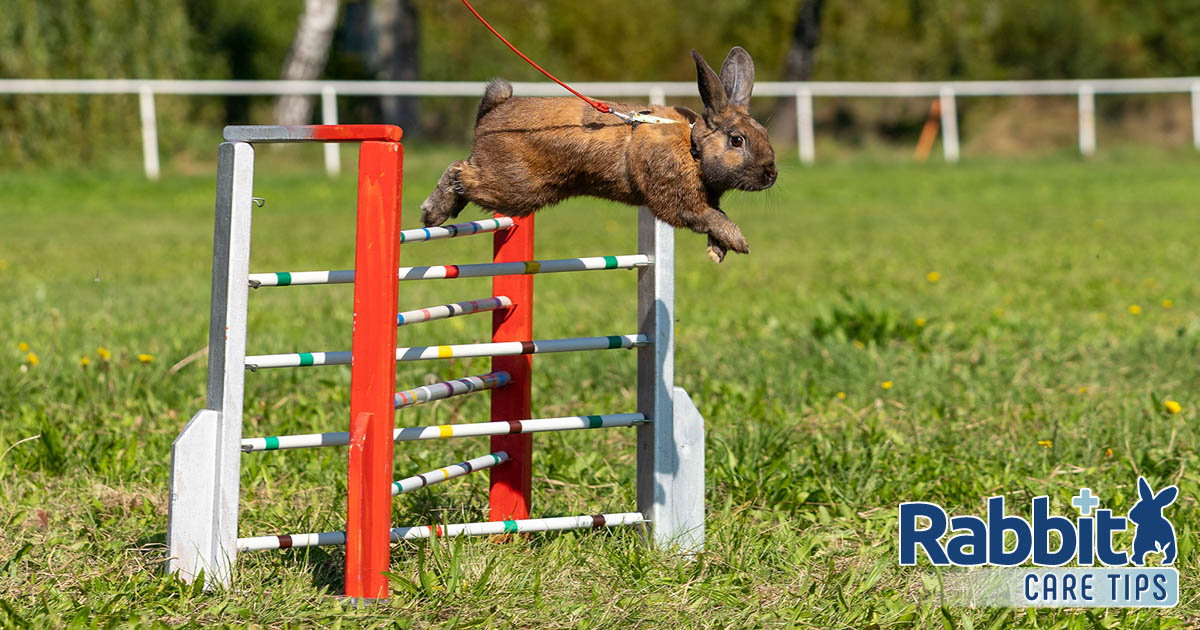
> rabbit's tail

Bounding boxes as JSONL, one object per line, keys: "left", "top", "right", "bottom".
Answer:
{"left": 477, "top": 79, "right": 513, "bottom": 123}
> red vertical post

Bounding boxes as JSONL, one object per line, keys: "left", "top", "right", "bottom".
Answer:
{"left": 345, "top": 140, "right": 403, "bottom": 600}
{"left": 490, "top": 213, "right": 534, "bottom": 521}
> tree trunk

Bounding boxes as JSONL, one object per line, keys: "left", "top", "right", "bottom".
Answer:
{"left": 769, "top": 0, "right": 824, "bottom": 145}
{"left": 275, "top": 0, "right": 340, "bottom": 126}
{"left": 372, "top": 0, "right": 421, "bottom": 135}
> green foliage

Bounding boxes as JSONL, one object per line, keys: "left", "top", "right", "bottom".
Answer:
{"left": 1, "top": 148, "right": 1199, "bottom": 625}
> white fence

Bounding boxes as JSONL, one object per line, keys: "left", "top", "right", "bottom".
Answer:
{"left": 3, "top": 78, "right": 1199, "bottom": 179}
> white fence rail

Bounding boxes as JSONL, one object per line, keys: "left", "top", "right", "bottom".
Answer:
{"left": 3, "top": 77, "right": 1198, "bottom": 178}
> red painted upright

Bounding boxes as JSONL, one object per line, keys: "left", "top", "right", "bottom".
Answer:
{"left": 490, "top": 214, "right": 534, "bottom": 521}
{"left": 345, "top": 140, "right": 403, "bottom": 600}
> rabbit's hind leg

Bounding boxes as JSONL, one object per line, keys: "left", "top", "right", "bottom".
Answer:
{"left": 420, "top": 161, "right": 470, "bottom": 227}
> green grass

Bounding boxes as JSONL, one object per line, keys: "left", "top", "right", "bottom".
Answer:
{"left": 1, "top": 144, "right": 1198, "bottom": 627}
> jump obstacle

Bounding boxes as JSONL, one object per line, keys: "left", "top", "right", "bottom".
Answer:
{"left": 165, "top": 124, "right": 705, "bottom": 601}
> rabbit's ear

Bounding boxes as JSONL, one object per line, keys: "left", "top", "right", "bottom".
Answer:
{"left": 692, "top": 49, "right": 728, "bottom": 115}
{"left": 1138, "top": 477, "right": 1154, "bottom": 501}
{"left": 1155, "top": 485, "right": 1179, "bottom": 507}
{"left": 719, "top": 46, "right": 755, "bottom": 108}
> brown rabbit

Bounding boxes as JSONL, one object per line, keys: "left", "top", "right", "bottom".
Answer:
{"left": 420, "top": 46, "right": 776, "bottom": 262}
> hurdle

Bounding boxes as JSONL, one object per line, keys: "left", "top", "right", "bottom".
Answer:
{"left": 166, "top": 124, "right": 705, "bottom": 602}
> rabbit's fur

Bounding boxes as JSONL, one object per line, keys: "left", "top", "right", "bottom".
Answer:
{"left": 420, "top": 47, "right": 777, "bottom": 262}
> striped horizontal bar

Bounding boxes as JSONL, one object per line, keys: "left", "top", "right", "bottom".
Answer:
{"left": 241, "top": 412, "right": 646, "bottom": 452}
{"left": 244, "top": 334, "right": 647, "bottom": 369}
{"left": 237, "top": 512, "right": 645, "bottom": 551}
{"left": 393, "top": 451, "right": 508, "bottom": 495}
{"left": 223, "top": 124, "right": 403, "bottom": 143}
{"left": 247, "top": 254, "right": 651, "bottom": 287}
{"left": 395, "top": 371, "right": 510, "bottom": 409}
{"left": 399, "top": 218, "right": 513, "bottom": 244}
{"left": 397, "top": 296, "right": 511, "bottom": 326}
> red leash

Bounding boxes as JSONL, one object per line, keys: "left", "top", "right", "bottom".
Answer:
{"left": 460, "top": 0, "right": 611, "bottom": 115}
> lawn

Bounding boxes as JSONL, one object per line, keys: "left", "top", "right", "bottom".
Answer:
{"left": 0, "top": 144, "right": 1197, "bottom": 628}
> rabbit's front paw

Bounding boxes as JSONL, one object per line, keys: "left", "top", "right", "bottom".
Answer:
{"left": 712, "top": 224, "right": 749, "bottom": 256}
{"left": 706, "top": 236, "right": 727, "bottom": 263}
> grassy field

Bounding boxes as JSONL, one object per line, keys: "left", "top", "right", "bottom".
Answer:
{"left": 1, "top": 144, "right": 1198, "bottom": 628}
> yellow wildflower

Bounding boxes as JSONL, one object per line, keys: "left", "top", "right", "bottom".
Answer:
{"left": 25, "top": 352, "right": 38, "bottom": 366}
{"left": 915, "top": 317, "right": 927, "bottom": 327}
{"left": 926, "top": 271, "right": 940, "bottom": 284}
{"left": 18, "top": 342, "right": 29, "bottom": 352}
{"left": 853, "top": 340, "right": 865, "bottom": 349}
{"left": 1037, "top": 440, "right": 1052, "bottom": 448}
{"left": 80, "top": 357, "right": 90, "bottom": 368}
{"left": 1165, "top": 400, "right": 1182, "bottom": 415}
{"left": 881, "top": 381, "right": 894, "bottom": 390}
{"left": 138, "top": 354, "right": 154, "bottom": 364}
{"left": 1128, "top": 305, "right": 1142, "bottom": 315}
{"left": 97, "top": 347, "right": 112, "bottom": 360}
{"left": 1105, "top": 448, "right": 1113, "bottom": 457}
{"left": 836, "top": 391, "right": 846, "bottom": 400}
{"left": 1162, "top": 299, "right": 1173, "bottom": 309}
{"left": 1078, "top": 387, "right": 1088, "bottom": 394}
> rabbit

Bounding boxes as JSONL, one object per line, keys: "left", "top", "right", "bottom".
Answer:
{"left": 1127, "top": 476, "right": 1178, "bottom": 565}
{"left": 419, "top": 46, "right": 777, "bottom": 263}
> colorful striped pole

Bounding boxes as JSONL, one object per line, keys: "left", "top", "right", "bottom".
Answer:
{"left": 237, "top": 512, "right": 645, "bottom": 552}
{"left": 397, "top": 296, "right": 511, "bottom": 326}
{"left": 244, "top": 334, "right": 647, "bottom": 369}
{"left": 344, "top": 137, "right": 403, "bottom": 602}
{"left": 394, "top": 371, "right": 510, "bottom": 409}
{"left": 247, "top": 254, "right": 650, "bottom": 287}
{"left": 399, "top": 217, "right": 513, "bottom": 244}
{"left": 242, "top": 413, "right": 646, "bottom": 453}
{"left": 392, "top": 451, "right": 508, "bottom": 495}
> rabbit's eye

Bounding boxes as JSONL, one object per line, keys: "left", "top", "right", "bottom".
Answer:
{"left": 729, "top": 134, "right": 745, "bottom": 148}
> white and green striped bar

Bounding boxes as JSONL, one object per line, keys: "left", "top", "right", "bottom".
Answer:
{"left": 393, "top": 451, "right": 508, "bottom": 496}
{"left": 244, "top": 334, "right": 647, "bottom": 369}
{"left": 397, "top": 296, "right": 511, "bottom": 326}
{"left": 399, "top": 218, "right": 513, "bottom": 244}
{"left": 247, "top": 254, "right": 651, "bottom": 287}
{"left": 395, "top": 371, "right": 510, "bottom": 409}
{"left": 236, "top": 512, "right": 646, "bottom": 551}
{"left": 241, "top": 412, "right": 646, "bottom": 452}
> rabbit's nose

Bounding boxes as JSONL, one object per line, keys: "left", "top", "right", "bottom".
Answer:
{"left": 763, "top": 164, "right": 778, "bottom": 186}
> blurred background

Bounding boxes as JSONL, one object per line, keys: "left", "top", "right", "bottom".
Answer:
{"left": 3, "top": 0, "right": 1200, "bottom": 169}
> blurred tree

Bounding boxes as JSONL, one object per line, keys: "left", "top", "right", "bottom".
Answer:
{"left": 275, "top": 0, "right": 340, "bottom": 125}
{"left": 373, "top": 0, "right": 421, "bottom": 134}
{"left": 769, "top": 0, "right": 825, "bottom": 144}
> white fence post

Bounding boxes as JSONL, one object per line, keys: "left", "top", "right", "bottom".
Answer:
{"left": 321, "top": 85, "right": 340, "bottom": 177}
{"left": 1191, "top": 82, "right": 1200, "bottom": 151}
{"left": 138, "top": 87, "right": 161, "bottom": 181}
{"left": 649, "top": 86, "right": 665, "bottom": 107}
{"left": 796, "top": 87, "right": 815, "bottom": 165}
{"left": 939, "top": 86, "right": 960, "bottom": 163}
{"left": 1079, "top": 85, "right": 1096, "bottom": 157}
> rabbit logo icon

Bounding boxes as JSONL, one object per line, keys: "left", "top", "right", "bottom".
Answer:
{"left": 1128, "top": 476, "right": 1178, "bottom": 566}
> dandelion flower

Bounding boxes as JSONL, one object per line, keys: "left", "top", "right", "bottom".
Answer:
{"left": 1037, "top": 440, "right": 1052, "bottom": 448}
{"left": 1128, "top": 305, "right": 1142, "bottom": 315}
{"left": 852, "top": 340, "right": 865, "bottom": 349}
{"left": 18, "top": 342, "right": 29, "bottom": 352}
{"left": 25, "top": 352, "right": 38, "bottom": 366}
{"left": 1162, "top": 299, "right": 1173, "bottom": 309}
{"left": 836, "top": 391, "right": 846, "bottom": 400}
{"left": 926, "top": 272, "right": 940, "bottom": 284}
{"left": 915, "top": 317, "right": 927, "bottom": 327}
{"left": 138, "top": 354, "right": 154, "bottom": 364}
{"left": 1105, "top": 448, "right": 1113, "bottom": 457}
{"left": 1078, "top": 387, "right": 1088, "bottom": 394}
{"left": 881, "top": 381, "right": 894, "bottom": 390}
{"left": 80, "top": 357, "right": 90, "bottom": 368}
{"left": 97, "top": 347, "right": 112, "bottom": 360}
{"left": 1165, "top": 400, "right": 1182, "bottom": 415}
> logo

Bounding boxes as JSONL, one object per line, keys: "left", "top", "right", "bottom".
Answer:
{"left": 898, "top": 477, "right": 1178, "bottom": 607}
